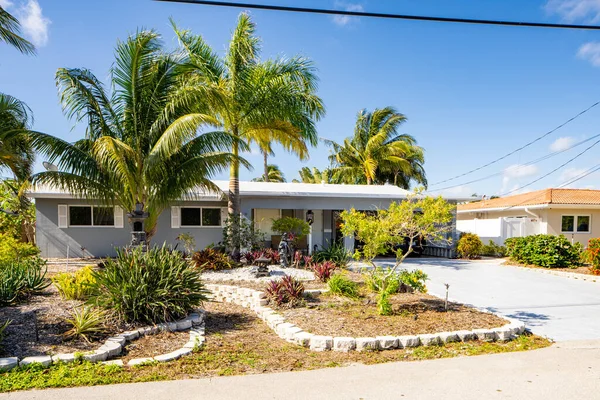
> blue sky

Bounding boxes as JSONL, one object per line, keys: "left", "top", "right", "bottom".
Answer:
{"left": 2, "top": 0, "right": 600, "bottom": 198}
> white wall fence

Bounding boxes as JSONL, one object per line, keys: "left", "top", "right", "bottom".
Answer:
{"left": 457, "top": 218, "right": 540, "bottom": 245}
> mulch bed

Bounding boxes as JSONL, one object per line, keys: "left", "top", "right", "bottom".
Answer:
{"left": 121, "top": 331, "right": 190, "bottom": 363}
{"left": 504, "top": 260, "right": 596, "bottom": 276}
{"left": 0, "top": 286, "right": 133, "bottom": 359}
{"left": 281, "top": 291, "right": 506, "bottom": 337}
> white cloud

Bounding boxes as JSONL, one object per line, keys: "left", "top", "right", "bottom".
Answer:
{"left": 332, "top": 3, "right": 364, "bottom": 27}
{"left": 501, "top": 164, "right": 539, "bottom": 193}
{"left": 560, "top": 167, "right": 588, "bottom": 182}
{"left": 17, "top": 0, "right": 50, "bottom": 47}
{"left": 546, "top": 0, "right": 600, "bottom": 22}
{"left": 577, "top": 41, "right": 600, "bottom": 66}
{"left": 2, "top": 0, "right": 50, "bottom": 47}
{"left": 550, "top": 136, "right": 576, "bottom": 151}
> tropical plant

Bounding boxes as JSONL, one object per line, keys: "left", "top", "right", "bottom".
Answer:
{"left": 505, "top": 235, "right": 582, "bottom": 268}
{"left": 481, "top": 240, "right": 507, "bottom": 258}
{"left": 192, "top": 247, "right": 233, "bottom": 271}
{"left": 325, "top": 107, "right": 426, "bottom": 188}
{"left": 0, "top": 179, "right": 36, "bottom": 243}
{"left": 271, "top": 216, "right": 310, "bottom": 238}
{"left": 293, "top": 167, "right": 336, "bottom": 184}
{"left": 327, "top": 274, "right": 359, "bottom": 298}
{"left": 0, "top": 5, "right": 35, "bottom": 54}
{"left": 457, "top": 233, "right": 483, "bottom": 259}
{"left": 264, "top": 275, "right": 305, "bottom": 307}
{"left": 64, "top": 306, "right": 106, "bottom": 343}
{"left": 312, "top": 241, "right": 350, "bottom": 267}
{"left": 0, "top": 233, "right": 39, "bottom": 264}
{"left": 52, "top": 266, "right": 96, "bottom": 301}
{"left": 0, "top": 93, "right": 35, "bottom": 182}
{"left": 311, "top": 261, "right": 337, "bottom": 283}
{"left": 584, "top": 238, "right": 600, "bottom": 275}
{"left": 0, "top": 257, "right": 48, "bottom": 306}
{"left": 90, "top": 246, "right": 208, "bottom": 323}
{"left": 176, "top": 233, "right": 196, "bottom": 255}
{"left": 173, "top": 13, "right": 325, "bottom": 252}
{"left": 252, "top": 164, "right": 286, "bottom": 183}
{"left": 28, "top": 30, "right": 244, "bottom": 238}
{"left": 222, "top": 214, "right": 266, "bottom": 257}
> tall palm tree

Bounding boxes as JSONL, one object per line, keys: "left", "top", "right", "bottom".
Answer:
{"left": 256, "top": 130, "right": 309, "bottom": 182}
{"left": 252, "top": 164, "right": 285, "bottom": 183}
{"left": 29, "top": 30, "right": 246, "bottom": 237}
{"left": 325, "top": 107, "right": 427, "bottom": 189}
{"left": 0, "top": 93, "right": 35, "bottom": 243}
{"left": 0, "top": 6, "right": 35, "bottom": 54}
{"left": 294, "top": 167, "right": 336, "bottom": 184}
{"left": 172, "top": 13, "right": 324, "bottom": 248}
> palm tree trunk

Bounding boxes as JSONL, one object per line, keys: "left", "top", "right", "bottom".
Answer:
{"left": 228, "top": 132, "right": 241, "bottom": 258}
{"left": 263, "top": 151, "right": 269, "bottom": 182}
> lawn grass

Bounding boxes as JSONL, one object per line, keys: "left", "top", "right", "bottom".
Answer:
{"left": 0, "top": 300, "right": 552, "bottom": 393}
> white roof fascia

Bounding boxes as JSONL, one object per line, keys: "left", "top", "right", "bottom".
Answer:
{"left": 457, "top": 204, "right": 549, "bottom": 214}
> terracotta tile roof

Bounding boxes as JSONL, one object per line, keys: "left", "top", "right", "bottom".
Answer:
{"left": 458, "top": 189, "right": 600, "bottom": 212}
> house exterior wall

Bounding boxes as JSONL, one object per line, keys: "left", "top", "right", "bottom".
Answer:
{"left": 545, "top": 208, "right": 600, "bottom": 246}
{"left": 457, "top": 209, "right": 549, "bottom": 245}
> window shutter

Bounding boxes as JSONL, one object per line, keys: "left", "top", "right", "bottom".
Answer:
{"left": 171, "top": 206, "right": 181, "bottom": 228}
{"left": 58, "top": 204, "right": 68, "bottom": 228}
{"left": 114, "top": 206, "right": 124, "bottom": 228}
{"left": 221, "top": 208, "right": 229, "bottom": 227}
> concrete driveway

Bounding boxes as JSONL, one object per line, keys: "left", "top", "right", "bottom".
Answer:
{"left": 369, "top": 258, "right": 600, "bottom": 341}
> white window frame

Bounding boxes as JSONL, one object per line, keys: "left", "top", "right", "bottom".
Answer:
{"left": 561, "top": 214, "right": 591, "bottom": 234}
{"left": 68, "top": 205, "right": 116, "bottom": 228}
{"left": 179, "top": 206, "right": 224, "bottom": 228}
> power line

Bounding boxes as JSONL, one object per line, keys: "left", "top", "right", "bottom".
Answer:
{"left": 430, "top": 133, "right": 600, "bottom": 193}
{"left": 557, "top": 164, "right": 600, "bottom": 188}
{"left": 155, "top": 0, "right": 600, "bottom": 30}
{"left": 429, "top": 101, "right": 600, "bottom": 187}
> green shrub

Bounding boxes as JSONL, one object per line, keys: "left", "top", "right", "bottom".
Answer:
{"left": 90, "top": 246, "right": 208, "bottom": 324}
{"left": 584, "top": 238, "right": 600, "bottom": 275}
{"left": 192, "top": 248, "right": 232, "bottom": 271}
{"left": 271, "top": 217, "right": 310, "bottom": 238}
{"left": 457, "top": 233, "right": 483, "bottom": 259}
{"left": 481, "top": 240, "right": 507, "bottom": 257}
{"left": 327, "top": 274, "right": 359, "bottom": 298}
{"left": 377, "top": 292, "right": 393, "bottom": 316}
{"left": 52, "top": 266, "right": 96, "bottom": 300}
{"left": 65, "top": 306, "right": 106, "bottom": 343}
{"left": 312, "top": 241, "right": 350, "bottom": 267}
{"left": 0, "top": 257, "right": 49, "bottom": 306}
{"left": 364, "top": 267, "right": 428, "bottom": 295}
{"left": 264, "top": 276, "right": 305, "bottom": 307}
{"left": 505, "top": 235, "right": 582, "bottom": 268}
{"left": 0, "top": 233, "right": 39, "bottom": 264}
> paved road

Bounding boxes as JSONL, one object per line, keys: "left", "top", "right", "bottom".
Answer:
{"left": 371, "top": 258, "right": 600, "bottom": 341}
{"left": 3, "top": 341, "right": 600, "bottom": 400}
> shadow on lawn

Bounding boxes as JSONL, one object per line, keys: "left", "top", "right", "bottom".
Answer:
{"left": 205, "top": 310, "right": 255, "bottom": 335}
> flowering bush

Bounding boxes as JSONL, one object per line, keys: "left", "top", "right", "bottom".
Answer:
{"left": 584, "top": 238, "right": 600, "bottom": 275}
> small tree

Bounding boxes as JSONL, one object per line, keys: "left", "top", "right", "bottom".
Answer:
{"left": 222, "top": 214, "right": 266, "bottom": 259}
{"left": 340, "top": 192, "right": 454, "bottom": 313}
{"left": 271, "top": 217, "right": 310, "bottom": 239}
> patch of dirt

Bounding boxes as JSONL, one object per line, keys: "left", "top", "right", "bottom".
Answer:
{"left": 280, "top": 290, "right": 507, "bottom": 337}
{"left": 207, "top": 278, "right": 325, "bottom": 291}
{"left": 121, "top": 331, "right": 189, "bottom": 362}
{"left": 0, "top": 286, "right": 134, "bottom": 358}
{"left": 504, "top": 260, "right": 596, "bottom": 276}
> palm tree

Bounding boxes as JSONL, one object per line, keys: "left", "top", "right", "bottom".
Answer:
{"left": 252, "top": 164, "right": 285, "bottom": 183}
{"left": 325, "top": 107, "right": 426, "bottom": 189}
{"left": 29, "top": 30, "right": 245, "bottom": 237}
{"left": 0, "top": 6, "right": 35, "bottom": 54}
{"left": 172, "top": 13, "right": 324, "bottom": 248}
{"left": 0, "top": 93, "right": 35, "bottom": 242}
{"left": 293, "top": 167, "right": 336, "bottom": 184}
{"left": 256, "top": 130, "right": 309, "bottom": 182}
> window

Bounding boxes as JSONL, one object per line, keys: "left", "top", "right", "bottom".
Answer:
{"left": 69, "top": 206, "right": 114, "bottom": 227}
{"left": 180, "top": 207, "right": 221, "bottom": 227}
{"left": 562, "top": 215, "right": 590, "bottom": 233}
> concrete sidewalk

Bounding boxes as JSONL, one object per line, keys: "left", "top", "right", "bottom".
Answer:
{"left": 3, "top": 341, "right": 600, "bottom": 400}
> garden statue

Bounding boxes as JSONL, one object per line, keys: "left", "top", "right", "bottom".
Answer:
{"left": 278, "top": 233, "right": 293, "bottom": 267}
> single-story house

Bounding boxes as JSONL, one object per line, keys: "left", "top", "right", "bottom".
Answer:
{"left": 31, "top": 181, "right": 467, "bottom": 258}
{"left": 457, "top": 188, "right": 600, "bottom": 246}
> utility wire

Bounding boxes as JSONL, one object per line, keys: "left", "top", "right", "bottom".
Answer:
{"left": 557, "top": 164, "right": 600, "bottom": 188}
{"left": 430, "top": 101, "right": 600, "bottom": 186}
{"left": 430, "top": 133, "right": 600, "bottom": 193}
{"left": 155, "top": 0, "right": 600, "bottom": 30}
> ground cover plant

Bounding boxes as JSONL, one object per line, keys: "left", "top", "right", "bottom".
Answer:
{"left": 505, "top": 235, "right": 582, "bottom": 268}
{"left": 457, "top": 233, "right": 483, "bottom": 259}
{"left": 90, "top": 246, "right": 208, "bottom": 324}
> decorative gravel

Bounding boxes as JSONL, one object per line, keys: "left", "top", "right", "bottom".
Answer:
{"left": 201, "top": 266, "right": 315, "bottom": 282}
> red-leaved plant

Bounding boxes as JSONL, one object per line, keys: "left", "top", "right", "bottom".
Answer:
{"left": 585, "top": 238, "right": 600, "bottom": 275}
{"left": 311, "top": 261, "right": 337, "bottom": 283}
{"left": 264, "top": 276, "right": 305, "bottom": 307}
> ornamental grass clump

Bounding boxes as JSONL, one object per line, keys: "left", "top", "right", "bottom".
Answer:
{"left": 312, "top": 241, "right": 350, "bottom": 267}
{"left": 65, "top": 306, "right": 106, "bottom": 343}
{"left": 327, "top": 274, "right": 359, "bottom": 298}
{"left": 0, "top": 257, "right": 49, "bottom": 306}
{"left": 90, "top": 246, "right": 208, "bottom": 324}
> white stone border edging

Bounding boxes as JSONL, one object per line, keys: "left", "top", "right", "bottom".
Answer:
{"left": 503, "top": 262, "right": 600, "bottom": 283}
{"left": 206, "top": 284, "right": 526, "bottom": 352}
{"left": 0, "top": 311, "right": 206, "bottom": 372}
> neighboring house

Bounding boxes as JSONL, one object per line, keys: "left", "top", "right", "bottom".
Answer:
{"left": 31, "top": 181, "right": 467, "bottom": 258}
{"left": 457, "top": 188, "right": 600, "bottom": 246}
